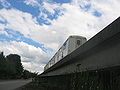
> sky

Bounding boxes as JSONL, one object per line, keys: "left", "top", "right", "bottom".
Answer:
{"left": 0, "top": 0, "right": 120, "bottom": 73}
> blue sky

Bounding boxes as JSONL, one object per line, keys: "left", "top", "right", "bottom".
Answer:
{"left": 8, "top": 0, "right": 40, "bottom": 16}
{"left": 0, "top": 0, "right": 64, "bottom": 52}
{"left": 53, "top": 0, "right": 71, "bottom": 3}
{"left": 0, "top": 0, "right": 119, "bottom": 72}
{"left": 5, "top": 0, "right": 65, "bottom": 25}
{"left": 0, "top": 0, "right": 102, "bottom": 25}
{"left": 0, "top": 29, "right": 50, "bottom": 52}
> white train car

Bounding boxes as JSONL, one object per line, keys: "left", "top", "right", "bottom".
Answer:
{"left": 44, "top": 35, "right": 87, "bottom": 71}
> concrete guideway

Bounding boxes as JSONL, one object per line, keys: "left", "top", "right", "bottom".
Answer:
{"left": 0, "top": 79, "right": 32, "bottom": 90}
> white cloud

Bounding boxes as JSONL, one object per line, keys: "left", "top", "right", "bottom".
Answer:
{"left": 91, "top": 0, "right": 120, "bottom": 24}
{"left": 0, "top": 8, "right": 67, "bottom": 51}
{"left": 0, "top": 0, "right": 11, "bottom": 8}
{"left": 42, "top": 2, "right": 61, "bottom": 14}
{"left": 0, "top": 41, "right": 48, "bottom": 73}
{"left": 51, "top": 4, "right": 99, "bottom": 39}
{"left": 71, "top": 0, "right": 120, "bottom": 29}
{"left": 50, "top": 0, "right": 120, "bottom": 40}
{"left": 24, "top": 0, "right": 39, "bottom": 6}
{"left": 43, "top": 2, "right": 55, "bottom": 14}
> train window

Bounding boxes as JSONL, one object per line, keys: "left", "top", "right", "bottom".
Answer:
{"left": 63, "top": 42, "right": 66, "bottom": 46}
{"left": 77, "top": 40, "right": 81, "bottom": 46}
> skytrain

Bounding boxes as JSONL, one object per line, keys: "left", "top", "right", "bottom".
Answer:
{"left": 44, "top": 35, "right": 87, "bottom": 71}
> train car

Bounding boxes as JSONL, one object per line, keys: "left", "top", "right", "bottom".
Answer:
{"left": 44, "top": 35, "right": 87, "bottom": 71}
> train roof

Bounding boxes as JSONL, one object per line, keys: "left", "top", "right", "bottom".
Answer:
{"left": 68, "top": 35, "right": 86, "bottom": 39}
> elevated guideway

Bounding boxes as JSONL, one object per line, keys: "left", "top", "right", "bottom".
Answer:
{"left": 41, "top": 17, "right": 120, "bottom": 76}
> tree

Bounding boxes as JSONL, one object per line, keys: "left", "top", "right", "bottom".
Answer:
{"left": 6, "top": 54, "right": 23, "bottom": 78}
{"left": 0, "top": 52, "right": 37, "bottom": 79}
{"left": 0, "top": 52, "right": 7, "bottom": 78}
{"left": 22, "top": 70, "right": 38, "bottom": 79}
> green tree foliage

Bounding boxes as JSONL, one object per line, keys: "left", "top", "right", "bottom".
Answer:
{"left": 6, "top": 54, "right": 23, "bottom": 78}
{"left": 0, "top": 52, "right": 37, "bottom": 79}
{"left": 22, "top": 70, "right": 37, "bottom": 79}
{"left": 0, "top": 52, "right": 7, "bottom": 78}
